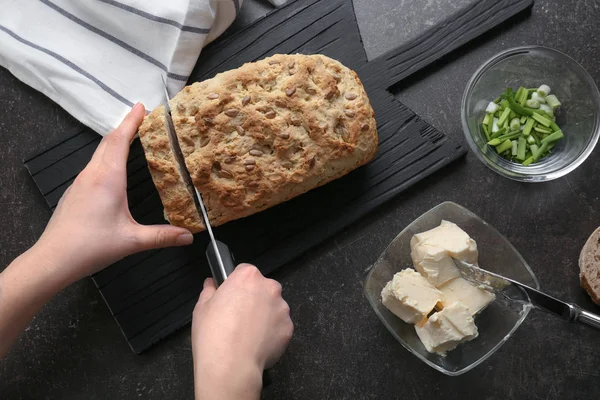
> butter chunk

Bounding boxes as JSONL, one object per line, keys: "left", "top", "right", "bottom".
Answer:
{"left": 381, "top": 269, "right": 444, "bottom": 324}
{"left": 410, "top": 220, "right": 478, "bottom": 287}
{"left": 415, "top": 303, "right": 478, "bottom": 356}
{"left": 439, "top": 277, "right": 495, "bottom": 315}
{"left": 411, "top": 244, "right": 461, "bottom": 287}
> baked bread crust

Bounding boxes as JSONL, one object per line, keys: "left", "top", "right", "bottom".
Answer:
{"left": 139, "top": 54, "right": 377, "bottom": 231}
{"left": 579, "top": 227, "right": 600, "bottom": 305}
{"left": 169, "top": 54, "right": 377, "bottom": 228}
{"left": 138, "top": 107, "right": 204, "bottom": 232}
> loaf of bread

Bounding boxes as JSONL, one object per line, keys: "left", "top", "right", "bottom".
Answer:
{"left": 579, "top": 227, "right": 600, "bottom": 305}
{"left": 139, "top": 54, "right": 378, "bottom": 233}
{"left": 138, "top": 110, "right": 203, "bottom": 231}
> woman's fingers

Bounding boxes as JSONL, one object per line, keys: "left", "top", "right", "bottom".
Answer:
{"left": 91, "top": 103, "right": 145, "bottom": 171}
{"left": 129, "top": 223, "right": 193, "bottom": 252}
{"left": 197, "top": 278, "right": 217, "bottom": 306}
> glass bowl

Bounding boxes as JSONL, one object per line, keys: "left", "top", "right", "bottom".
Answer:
{"left": 461, "top": 46, "right": 600, "bottom": 182}
{"left": 364, "top": 202, "right": 539, "bottom": 376}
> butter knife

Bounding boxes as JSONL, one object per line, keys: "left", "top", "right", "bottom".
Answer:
{"left": 452, "top": 259, "right": 600, "bottom": 330}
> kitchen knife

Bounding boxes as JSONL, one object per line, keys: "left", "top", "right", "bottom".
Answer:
{"left": 160, "top": 79, "right": 272, "bottom": 388}
{"left": 452, "top": 259, "right": 600, "bottom": 330}
{"left": 160, "top": 77, "right": 235, "bottom": 286}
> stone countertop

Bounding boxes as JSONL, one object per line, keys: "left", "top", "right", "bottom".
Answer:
{"left": 1, "top": 0, "right": 599, "bottom": 399}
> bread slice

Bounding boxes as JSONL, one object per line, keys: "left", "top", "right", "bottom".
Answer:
{"left": 140, "top": 54, "right": 377, "bottom": 231}
{"left": 579, "top": 227, "right": 600, "bottom": 305}
{"left": 138, "top": 107, "right": 204, "bottom": 232}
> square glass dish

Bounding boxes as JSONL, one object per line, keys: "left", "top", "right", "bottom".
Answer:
{"left": 364, "top": 202, "right": 539, "bottom": 376}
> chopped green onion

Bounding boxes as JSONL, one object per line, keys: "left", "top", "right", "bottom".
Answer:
{"left": 518, "top": 89, "right": 529, "bottom": 106}
{"left": 534, "top": 125, "right": 552, "bottom": 134}
{"left": 532, "top": 141, "right": 549, "bottom": 162}
{"left": 541, "top": 129, "right": 564, "bottom": 144}
{"left": 496, "top": 131, "right": 521, "bottom": 141}
{"left": 483, "top": 113, "right": 491, "bottom": 125}
{"left": 486, "top": 101, "right": 499, "bottom": 113}
{"left": 517, "top": 137, "right": 526, "bottom": 160}
{"left": 496, "top": 139, "right": 513, "bottom": 154}
{"left": 510, "top": 117, "right": 521, "bottom": 131}
{"left": 531, "top": 112, "right": 552, "bottom": 127}
{"left": 490, "top": 126, "right": 507, "bottom": 139}
{"left": 546, "top": 94, "right": 561, "bottom": 109}
{"left": 482, "top": 124, "right": 490, "bottom": 140}
{"left": 482, "top": 86, "right": 565, "bottom": 165}
{"left": 523, "top": 117, "right": 535, "bottom": 136}
{"left": 515, "top": 87, "right": 525, "bottom": 103}
{"left": 488, "top": 115, "right": 495, "bottom": 135}
{"left": 530, "top": 144, "right": 539, "bottom": 155}
{"left": 498, "top": 107, "right": 512, "bottom": 127}
{"left": 538, "top": 104, "right": 554, "bottom": 117}
{"left": 537, "top": 84, "right": 551, "bottom": 97}
{"left": 531, "top": 92, "right": 546, "bottom": 104}
{"left": 526, "top": 99, "right": 540, "bottom": 109}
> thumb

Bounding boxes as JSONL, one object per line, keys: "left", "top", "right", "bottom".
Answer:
{"left": 132, "top": 224, "right": 194, "bottom": 252}
{"left": 198, "top": 278, "right": 217, "bottom": 306}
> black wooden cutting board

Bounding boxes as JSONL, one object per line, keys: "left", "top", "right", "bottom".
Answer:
{"left": 24, "top": 0, "right": 533, "bottom": 353}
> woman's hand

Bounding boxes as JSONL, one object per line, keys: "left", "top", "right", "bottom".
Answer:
{"left": 34, "top": 103, "right": 193, "bottom": 286}
{"left": 1, "top": 103, "right": 195, "bottom": 358}
{"left": 192, "top": 264, "right": 294, "bottom": 400}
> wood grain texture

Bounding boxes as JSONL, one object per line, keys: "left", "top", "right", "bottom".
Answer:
{"left": 24, "top": 0, "right": 532, "bottom": 353}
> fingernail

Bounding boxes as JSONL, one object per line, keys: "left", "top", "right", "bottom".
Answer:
{"left": 175, "top": 233, "right": 194, "bottom": 246}
{"left": 133, "top": 102, "right": 144, "bottom": 112}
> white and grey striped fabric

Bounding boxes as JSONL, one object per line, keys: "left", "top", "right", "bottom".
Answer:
{"left": 0, "top": 0, "right": 287, "bottom": 135}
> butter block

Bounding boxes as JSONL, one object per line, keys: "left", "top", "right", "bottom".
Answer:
{"left": 415, "top": 303, "right": 478, "bottom": 356}
{"left": 411, "top": 244, "right": 461, "bottom": 287}
{"left": 381, "top": 269, "right": 444, "bottom": 324}
{"left": 410, "top": 220, "right": 478, "bottom": 287}
{"left": 439, "top": 277, "right": 495, "bottom": 315}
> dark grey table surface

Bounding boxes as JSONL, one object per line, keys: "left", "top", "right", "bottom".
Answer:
{"left": 1, "top": 0, "right": 599, "bottom": 399}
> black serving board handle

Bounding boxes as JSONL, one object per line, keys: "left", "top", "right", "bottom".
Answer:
{"left": 361, "top": 0, "right": 533, "bottom": 90}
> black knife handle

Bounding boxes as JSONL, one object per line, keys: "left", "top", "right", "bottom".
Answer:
{"left": 205, "top": 240, "right": 236, "bottom": 287}
{"left": 205, "top": 241, "right": 272, "bottom": 388}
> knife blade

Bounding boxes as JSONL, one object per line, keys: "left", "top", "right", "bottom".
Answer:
{"left": 452, "top": 259, "right": 600, "bottom": 330}
{"left": 160, "top": 77, "right": 235, "bottom": 286}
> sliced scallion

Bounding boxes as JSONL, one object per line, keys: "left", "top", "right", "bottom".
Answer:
{"left": 523, "top": 117, "right": 535, "bottom": 136}
{"left": 486, "top": 101, "right": 499, "bottom": 113}
{"left": 517, "top": 137, "right": 526, "bottom": 160}
{"left": 496, "top": 139, "right": 513, "bottom": 154}
{"left": 541, "top": 129, "right": 564, "bottom": 144}
{"left": 510, "top": 117, "right": 521, "bottom": 131}
{"left": 498, "top": 107, "right": 512, "bottom": 127}
{"left": 526, "top": 99, "right": 540, "bottom": 109}
{"left": 532, "top": 112, "right": 552, "bottom": 127}
{"left": 537, "top": 84, "right": 551, "bottom": 98}
{"left": 546, "top": 94, "right": 561, "bottom": 109}
{"left": 481, "top": 86, "right": 564, "bottom": 165}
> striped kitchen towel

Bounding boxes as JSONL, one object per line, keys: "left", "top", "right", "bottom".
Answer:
{"left": 0, "top": 0, "right": 286, "bottom": 136}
